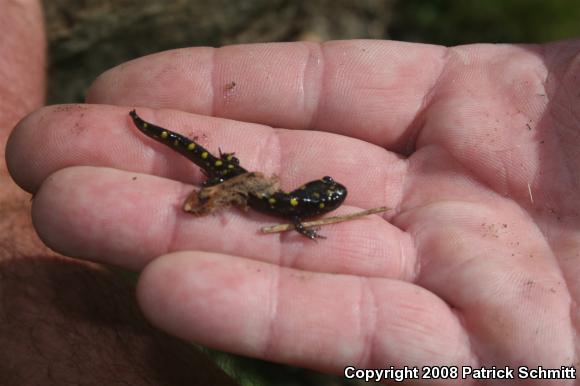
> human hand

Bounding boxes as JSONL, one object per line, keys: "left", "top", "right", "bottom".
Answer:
{"left": 7, "top": 40, "right": 580, "bottom": 383}
{"left": 1, "top": 4, "right": 237, "bottom": 384}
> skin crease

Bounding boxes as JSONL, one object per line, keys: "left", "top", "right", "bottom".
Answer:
{"left": 0, "top": 2, "right": 237, "bottom": 385}
{"left": 5, "top": 26, "right": 580, "bottom": 386}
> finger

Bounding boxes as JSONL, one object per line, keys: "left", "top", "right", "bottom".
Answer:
{"left": 86, "top": 41, "right": 447, "bottom": 147}
{"left": 0, "top": 0, "right": 48, "bottom": 263}
{"left": 32, "top": 166, "right": 414, "bottom": 279}
{"left": 0, "top": 0, "right": 44, "bottom": 154}
{"left": 7, "top": 105, "right": 404, "bottom": 213}
{"left": 137, "top": 252, "right": 475, "bottom": 376}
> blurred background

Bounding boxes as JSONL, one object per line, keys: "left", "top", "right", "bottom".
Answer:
{"left": 42, "top": 0, "right": 580, "bottom": 385}
{"left": 45, "top": 0, "right": 580, "bottom": 104}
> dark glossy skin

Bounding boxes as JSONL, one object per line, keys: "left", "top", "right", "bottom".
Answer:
{"left": 129, "top": 110, "right": 246, "bottom": 186}
{"left": 129, "top": 110, "right": 348, "bottom": 239}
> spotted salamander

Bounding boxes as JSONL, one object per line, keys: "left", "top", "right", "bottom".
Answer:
{"left": 129, "top": 110, "right": 347, "bottom": 239}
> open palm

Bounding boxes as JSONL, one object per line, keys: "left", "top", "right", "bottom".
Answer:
{"left": 7, "top": 40, "right": 579, "bottom": 383}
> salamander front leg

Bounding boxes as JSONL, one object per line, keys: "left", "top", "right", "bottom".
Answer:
{"left": 292, "top": 216, "right": 325, "bottom": 240}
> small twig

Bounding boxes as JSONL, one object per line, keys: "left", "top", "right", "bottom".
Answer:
{"left": 261, "top": 206, "right": 390, "bottom": 234}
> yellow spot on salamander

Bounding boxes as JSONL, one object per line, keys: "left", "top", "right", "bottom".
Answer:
{"left": 143, "top": 123, "right": 148, "bottom": 128}
{"left": 228, "top": 164, "right": 235, "bottom": 169}
{"left": 268, "top": 197, "right": 276, "bottom": 205}
{"left": 160, "top": 131, "right": 169, "bottom": 139}
{"left": 187, "top": 143, "right": 196, "bottom": 151}
{"left": 313, "top": 192, "right": 320, "bottom": 198}
{"left": 215, "top": 160, "right": 223, "bottom": 167}
{"left": 319, "top": 203, "right": 325, "bottom": 209}
{"left": 290, "top": 197, "right": 299, "bottom": 206}
{"left": 226, "top": 154, "right": 234, "bottom": 161}
{"left": 326, "top": 190, "right": 335, "bottom": 196}
{"left": 201, "top": 151, "right": 209, "bottom": 159}
{"left": 173, "top": 139, "right": 179, "bottom": 146}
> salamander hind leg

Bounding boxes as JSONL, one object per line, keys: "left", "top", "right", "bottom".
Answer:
{"left": 292, "top": 216, "right": 326, "bottom": 240}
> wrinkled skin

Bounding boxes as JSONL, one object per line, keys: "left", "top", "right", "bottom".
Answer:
{"left": 6, "top": 23, "right": 580, "bottom": 386}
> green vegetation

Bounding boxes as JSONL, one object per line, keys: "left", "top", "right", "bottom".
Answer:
{"left": 390, "top": 0, "right": 580, "bottom": 45}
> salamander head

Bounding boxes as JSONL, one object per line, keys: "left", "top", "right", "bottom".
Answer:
{"left": 319, "top": 176, "right": 347, "bottom": 210}
{"left": 295, "top": 176, "right": 347, "bottom": 216}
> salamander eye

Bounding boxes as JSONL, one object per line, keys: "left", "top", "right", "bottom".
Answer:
{"left": 322, "top": 176, "right": 334, "bottom": 184}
